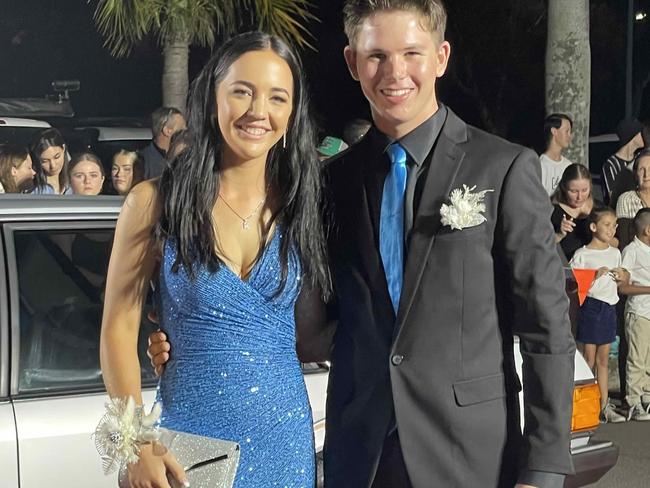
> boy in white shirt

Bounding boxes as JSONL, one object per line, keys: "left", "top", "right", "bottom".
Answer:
{"left": 619, "top": 208, "right": 650, "bottom": 421}
{"left": 570, "top": 206, "right": 627, "bottom": 422}
{"left": 540, "top": 113, "right": 574, "bottom": 195}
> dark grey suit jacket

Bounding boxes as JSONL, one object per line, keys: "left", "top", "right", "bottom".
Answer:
{"left": 323, "top": 109, "right": 576, "bottom": 488}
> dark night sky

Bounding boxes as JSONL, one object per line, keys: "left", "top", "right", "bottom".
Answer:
{"left": 1, "top": 0, "right": 649, "bottom": 148}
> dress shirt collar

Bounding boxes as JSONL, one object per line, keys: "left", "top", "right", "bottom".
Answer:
{"left": 369, "top": 105, "right": 448, "bottom": 167}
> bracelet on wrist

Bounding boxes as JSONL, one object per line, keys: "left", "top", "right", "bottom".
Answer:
{"left": 93, "top": 396, "right": 162, "bottom": 475}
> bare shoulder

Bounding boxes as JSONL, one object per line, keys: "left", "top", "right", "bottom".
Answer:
{"left": 121, "top": 179, "right": 162, "bottom": 225}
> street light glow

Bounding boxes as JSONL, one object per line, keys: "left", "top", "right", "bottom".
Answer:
{"left": 636, "top": 11, "right": 647, "bottom": 21}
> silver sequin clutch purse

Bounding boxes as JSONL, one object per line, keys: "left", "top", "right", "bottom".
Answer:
{"left": 118, "top": 428, "right": 240, "bottom": 488}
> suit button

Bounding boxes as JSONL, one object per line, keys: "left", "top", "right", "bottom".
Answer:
{"left": 391, "top": 354, "right": 404, "bottom": 366}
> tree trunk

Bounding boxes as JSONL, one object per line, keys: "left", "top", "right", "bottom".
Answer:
{"left": 162, "top": 35, "right": 190, "bottom": 112}
{"left": 546, "top": 0, "right": 591, "bottom": 167}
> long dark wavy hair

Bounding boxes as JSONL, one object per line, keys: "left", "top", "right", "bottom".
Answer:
{"left": 30, "top": 128, "right": 70, "bottom": 191}
{"left": 156, "top": 31, "right": 331, "bottom": 299}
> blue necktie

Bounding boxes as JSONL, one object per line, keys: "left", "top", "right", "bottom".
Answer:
{"left": 380, "top": 143, "right": 407, "bottom": 314}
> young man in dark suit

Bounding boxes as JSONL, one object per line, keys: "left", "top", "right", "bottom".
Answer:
{"left": 322, "top": 1, "right": 575, "bottom": 487}
{"left": 148, "top": 1, "right": 576, "bottom": 486}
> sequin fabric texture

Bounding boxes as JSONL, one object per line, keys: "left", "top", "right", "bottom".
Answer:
{"left": 157, "top": 231, "right": 315, "bottom": 487}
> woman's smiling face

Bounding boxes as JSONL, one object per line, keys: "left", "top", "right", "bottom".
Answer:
{"left": 215, "top": 49, "right": 294, "bottom": 165}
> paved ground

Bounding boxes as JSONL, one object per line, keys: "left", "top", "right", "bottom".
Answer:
{"left": 586, "top": 358, "right": 650, "bottom": 487}
{"left": 591, "top": 421, "right": 650, "bottom": 487}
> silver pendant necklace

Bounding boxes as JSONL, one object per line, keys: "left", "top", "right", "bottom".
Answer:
{"left": 218, "top": 193, "right": 266, "bottom": 230}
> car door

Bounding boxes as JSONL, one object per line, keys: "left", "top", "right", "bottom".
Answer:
{"left": 0, "top": 231, "right": 19, "bottom": 488}
{"left": 0, "top": 399, "right": 18, "bottom": 488}
{"left": 5, "top": 221, "right": 157, "bottom": 488}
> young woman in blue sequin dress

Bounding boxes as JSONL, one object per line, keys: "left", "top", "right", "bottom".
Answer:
{"left": 100, "top": 32, "right": 331, "bottom": 488}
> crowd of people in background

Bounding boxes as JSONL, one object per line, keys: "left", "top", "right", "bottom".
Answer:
{"left": 544, "top": 113, "right": 650, "bottom": 424}
{"left": 0, "top": 107, "right": 187, "bottom": 196}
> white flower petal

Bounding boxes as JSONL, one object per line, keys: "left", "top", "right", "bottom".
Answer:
{"left": 439, "top": 185, "right": 493, "bottom": 230}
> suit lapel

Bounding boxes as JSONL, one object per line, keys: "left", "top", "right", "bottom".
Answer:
{"left": 358, "top": 136, "right": 393, "bottom": 309}
{"left": 395, "top": 114, "right": 468, "bottom": 335}
{"left": 364, "top": 139, "right": 387, "bottom": 249}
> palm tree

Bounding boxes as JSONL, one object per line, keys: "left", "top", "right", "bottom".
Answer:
{"left": 546, "top": 0, "right": 591, "bottom": 166}
{"left": 94, "top": 0, "right": 317, "bottom": 111}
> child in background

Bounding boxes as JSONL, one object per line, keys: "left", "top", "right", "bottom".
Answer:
{"left": 618, "top": 208, "right": 650, "bottom": 421}
{"left": 570, "top": 206, "right": 627, "bottom": 422}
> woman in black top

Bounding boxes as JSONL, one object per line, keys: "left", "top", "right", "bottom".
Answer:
{"left": 551, "top": 163, "right": 598, "bottom": 260}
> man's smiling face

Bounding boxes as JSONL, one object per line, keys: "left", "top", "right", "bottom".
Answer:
{"left": 344, "top": 10, "right": 450, "bottom": 138}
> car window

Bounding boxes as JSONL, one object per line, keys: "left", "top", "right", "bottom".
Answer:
{"left": 12, "top": 226, "right": 157, "bottom": 394}
{"left": 0, "top": 126, "right": 48, "bottom": 146}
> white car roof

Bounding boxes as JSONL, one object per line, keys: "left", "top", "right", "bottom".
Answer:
{"left": 589, "top": 133, "right": 618, "bottom": 143}
{"left": 0, "top": 117, "right": 51, "bottom": 128}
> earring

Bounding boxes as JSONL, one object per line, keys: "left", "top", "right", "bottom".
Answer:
{"left": 282, "top": 132, "right": 287, "bottom": 149}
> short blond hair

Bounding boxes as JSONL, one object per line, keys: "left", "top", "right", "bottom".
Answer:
{"left": 343, "top": 0, "right": 447, "bottom": 46}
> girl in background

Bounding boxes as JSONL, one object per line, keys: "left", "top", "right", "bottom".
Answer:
{"left": 111, "top": 150, "right": 144, "bottom": 195}
{"left": 0, "top": 144, "right": 36, "bottom": 193}
{"left": 570, "top": 206, "right": 627, "bottom": 423}
{"left": 69, "top": 153, "right": 105, "bottom": 195}
{"left": 30, "top": 128, "right": 72, "bottom": 194}
{"left": 552, "top": 163, "right": 597, "bottom": 260}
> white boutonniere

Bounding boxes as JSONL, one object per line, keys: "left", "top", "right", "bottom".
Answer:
{"left": 440, "top": 184, "right": 494, "bottom": 230}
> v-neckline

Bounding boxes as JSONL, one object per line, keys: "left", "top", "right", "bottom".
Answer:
{"left": 220, "top": 229, "right": 279, "bottom": 284}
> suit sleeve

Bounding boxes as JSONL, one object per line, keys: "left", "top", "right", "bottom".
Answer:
{"left": 497, "top": 148, "right": 576, "bottom": 476}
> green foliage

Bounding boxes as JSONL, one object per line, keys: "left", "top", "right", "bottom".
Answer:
{"left": 93, "top": 0, "right": 317, "bottom": 57}
{"left": 251, "top": 0, "right": 318, "bottom": 50}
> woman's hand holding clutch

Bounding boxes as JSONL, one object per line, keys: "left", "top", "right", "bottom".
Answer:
{"left": 94, "top": 397, "right": 190, "bottom": 488}
{"left": 125, "top": 443, "right": 188, "bottom": 488}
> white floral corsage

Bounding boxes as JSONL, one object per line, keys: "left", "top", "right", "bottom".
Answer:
{"left": 440, "top": 184, "right": 494, "bottom": 230}
{"left": 93, "top": 396, "right": 162, "bottom": 474}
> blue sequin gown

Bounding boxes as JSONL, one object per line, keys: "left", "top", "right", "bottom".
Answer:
{"left": 157, "top": 232, "right": 315, "bottom": 487}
